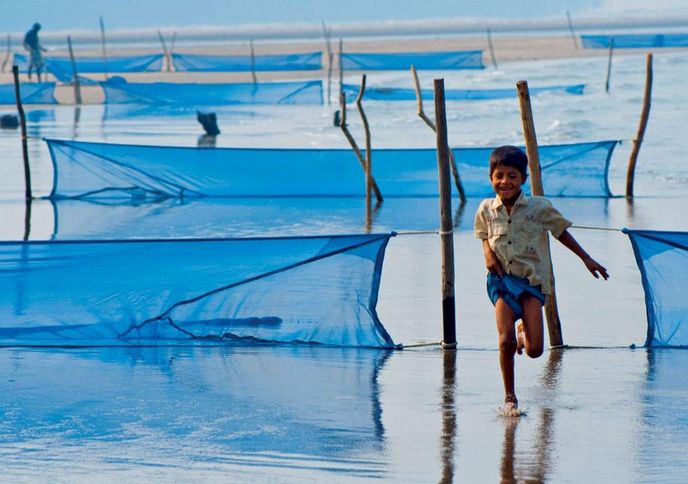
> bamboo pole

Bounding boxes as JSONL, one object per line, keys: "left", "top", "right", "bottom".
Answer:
{"left": 249, "top": 38, "right": 257, "bottom": 85}
{"left": 565, "top": 11, "right": 579, "bottom": 49}
{"left": 355, "top": 74, "right": 373, "bottom": 212}
{"left": 338, "top": 38, "right": 344, "bottom": 98}
{"left": 1, "top": 34, "right": 10, "bottom": 73}
{"left": 434, "top": 79, "right": 457, "bottom": 349}
{"left": 67, "top": 36, "right": 82, "bottom": 105}
{"left": 487, "top": 27, "right": 498, "bottom": 69}
{"left": 440, "top": 349, "right": 457, "bottom": 481}
{"left": 99, "top": 16, "right": 109, "bottom": 79}
{"left": 516, "top": 80, "right": 563, "bottom": 347}
{"left": 626, "top": 53, "right": 653, "bottom": 198}
{"left": 411, "top": 65, "right": 466, "bottom": 202}
{"left": 339, "top": 91, "right": 383, "bottom": 202}
{"left": 12, "top": 65, "right": 32, "bottom": 200}
{"left": 321, "top": 21, "right": 333, "bottom": 105}
{"left": 605, "top": 38, "right": 614, "bottom": 93}
{"left": 157, "top": 30, "right": 170, "bottom": 72}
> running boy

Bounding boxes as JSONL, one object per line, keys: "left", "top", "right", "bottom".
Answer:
{"left": 474, "top": 146, "right": 608, "bottom": 414}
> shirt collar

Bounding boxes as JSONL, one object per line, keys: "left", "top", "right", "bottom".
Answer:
{"left": 490, "top": 191, "right": 526, "bottom": 210}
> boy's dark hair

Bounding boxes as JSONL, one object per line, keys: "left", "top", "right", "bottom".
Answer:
{"left": 489, "top": 145, "right": 528, "bottom": 178}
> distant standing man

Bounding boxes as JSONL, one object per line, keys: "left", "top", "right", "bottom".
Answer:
{"left": 23, "top": 23, "right": 47, "bottom": 82}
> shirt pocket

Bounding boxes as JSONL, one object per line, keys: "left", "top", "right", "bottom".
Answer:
{"left": 516, "top": 220, "right": 542, "bottom": 259}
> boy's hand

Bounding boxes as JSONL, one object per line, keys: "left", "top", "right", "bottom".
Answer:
{"left": 584, "top": 257, "right": 609, "bottom": 280}
{"left": 485, "top": 250, "right": 504, "bottom": 276}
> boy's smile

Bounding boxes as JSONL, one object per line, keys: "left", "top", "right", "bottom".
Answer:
{"left": 490, "top": 165, "right": 526, "bottom": 204}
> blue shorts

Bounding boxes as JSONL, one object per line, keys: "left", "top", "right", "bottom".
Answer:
{"left": 486, "top": 273, "right": 546, "bottom": 320}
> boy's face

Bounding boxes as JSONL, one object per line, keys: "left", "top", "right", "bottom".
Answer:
{"left": 490, "top": 165, "right": 525, "bottom": 202}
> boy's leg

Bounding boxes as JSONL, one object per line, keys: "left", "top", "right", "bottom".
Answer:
{"left": 495, "top": 298, "right": 518, "bottom": 403}
{"left": 520, "top": 294, "right": 544, "bottom": 358}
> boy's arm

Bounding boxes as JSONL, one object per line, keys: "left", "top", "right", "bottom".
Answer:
{"left": 482, "top": 239, "right": 504, "bottom": 276}
{"left": 556, "top": 230, "right": 609, "bottom": 280}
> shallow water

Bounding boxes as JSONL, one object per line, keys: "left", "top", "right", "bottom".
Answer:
{"left": 0, "top": 51, "right": 687, "bottom": 481}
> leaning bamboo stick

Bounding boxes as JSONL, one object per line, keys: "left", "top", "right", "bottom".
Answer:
{"left": 12, "top": 65, "right": 32, "bottom": 200}
{"left": 355, "top": 75, "right": 373, "bottom": 210}
{"left": 249, "top": 38, "right": 257, "bottom": 85}
{"left": 339, "top": 91, "right": 383, "bottom": 202}
{"left": 605, "top": 38, "right": 614, "bottom": 93}
{"left": 321, "top": 21, "right": 333, "bottom": 105}
{"left": 516, "top": 80, "right": 564, "bottom": 348}
{"left": 157, "top": 30, "right": 170, "bottom": 72}
{"left": 487, "top": 27, "right": 498, "bottom": 69}
{"left": 67, "top": 36, "right": 82, "bottom": 105}
{"left": 1, "top": 34, "right": 11, "bottom": 73}
{"left": 566, "top": 11, "right": 579, "bottom": 49}
{"left": 99, "top": 16, "right": 109, "bottom": 79}
{"left": 626, "top": 53, "right": 653, "bottom": 198}
{"left": 411, "top": 65, "right": 466, "bottom": 202}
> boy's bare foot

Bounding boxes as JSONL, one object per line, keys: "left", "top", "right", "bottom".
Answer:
{"left": 516, "top": 322, "right": 525, "bottom": 355}
{"left": 500, "top": 393, "right": 521, "bottom": 417}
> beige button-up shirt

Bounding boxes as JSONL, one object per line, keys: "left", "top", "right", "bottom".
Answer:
{"left": 474, "top": 192, "right": 572, "bottom": 294}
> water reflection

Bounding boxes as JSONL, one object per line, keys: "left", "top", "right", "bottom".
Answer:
{"left": 499, "top": 349, "right": 562, "bottom": 483}
{"left": 0, "top": 346, "right": 391, "bottom": 479}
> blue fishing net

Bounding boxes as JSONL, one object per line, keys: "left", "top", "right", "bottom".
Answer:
{"left": 625, "top": 229, "right": 688, "bottom": 347}
{"left": 582, "top": 34, "right": 688, "bottom": 49}
{"left": 172, "top": 52, "right": 322, "bottom": 72}
{"left": 0, "top": 234, "right": 396, "bottom": 348}
{"left": 341, "top": 83, "right": 585, "bottom": 101}
{"left": 340, "top": 50, "right": 485, "bottom": 70}
{"left": 0, "top": 82, "right": 57, "bottom": 104}
{"left": 100, "top": 78, "right": 323, "bottom": 105}
{"left": 45, "top": 139, "right": 618, "bottom": 199}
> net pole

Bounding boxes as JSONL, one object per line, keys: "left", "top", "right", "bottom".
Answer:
{"left": 604, "top": 38, "right": 614, "bottom": 93}
{"left": 12, "top": 65, "right": 32, "bottom": 200}
{"left": 99, "top": 16, "right": 108, "bottom": 80}
{"left": 487, "top": 27, "right": 498, "bottom": 69}
{"left": 157, "top": 30, "right": 170, "bottom": 72}
{"left": 1, "top": 34, "right": 10, "bottom": 72}
{"left": 338, "top": 38, "right": 343, "bottom": 99}
{"left": 250, "top": 38, "right": 257, "bottom": 85}
{"left": 67, "top": 36, "right": 82, "bottom": 105}
{"left": 516, "top": 80, "right": 564, "bottom": 347}
{"left": 566, "top": 11, "right": 579, "bottom": 49}
{"left": 434, "top": 78, "right": 457, "bottom": 349}
{"left": 626, "top": 53, "right": 653, "bottom": 198}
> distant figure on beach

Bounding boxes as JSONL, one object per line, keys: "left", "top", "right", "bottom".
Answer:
{"left": 474, "top": 146, "right": 608, "bottom": 416}
{"left": 23, "top": 23, "right": 47, "bottom": 82}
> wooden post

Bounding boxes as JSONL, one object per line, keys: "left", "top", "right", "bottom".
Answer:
{"left": 626, "top": 53, "right": 653, "bottom": 198}
{"left": 339, "top": 91, "right": 383, "bottom": 202}
{"left": 67, "top": 36, "right": 82, "bottom": 105}
{"left": 249, "top": 38, "right": 257, "bottom": 85}
{"left": 434, "top": 79, "right": 457, "bottom": 349}
{"left": 12, "top": 65, "right": 32, "bottom": 200}
{"left": 355, "top": 75, "right": 373, "bottom": 213}
{"left": 99, "top": 16, "right": 109, "bottom": 79}
{"left": 157, "top": 30, "right": 170, "bottom": 72}
{"left": 605, "top": 38, "right": 614, "bottom": 93}
{"left": 487, "top": 27, "right": 498, "bottom": 69}
{"left": 566, "top": 11, "right": 579, "bottom": 49}
{"left": 1, "top": 34, "right": 10, "bottom": 73}
{"left": 516, "top": 80, "right": 564, "bottom": 347}
{"left": 338, "top": 38, "right": 344, "bottom": 98}
{"left": 411, "top": 66, "right": 466, "bottom": 202}
{"left": 321, "top": 21, "right": 333, "bottom": 106}
{"left": 440, "top": 349, "right": 457, "bottom": 481}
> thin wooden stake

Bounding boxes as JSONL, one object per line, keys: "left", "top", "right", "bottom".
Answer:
{"left": 434, "top": 78, "right": 457, "bottom": 349}
{"left": 338, "top": 38, "right": 344, "bottom": 98}
{"left": 12, "top": 65, "right": 32, "bottom": 200}
{"left": 411, "top": 65, "right": 466, "bottom": 202}
{"left": 516, "top": 80, "right": 563, "bottom": 347}
{"left": 157, "top": 30, "right": 170, "bottom": 72}
{"left": 339, "top": 91, "right": 383, "bottom": 202}
{"left": 487, "top": 27, "right": 498, "bottom": 69}
{"left": 605, "top": 38, "right": 614, "bottom": 93}
{"left": 626, "top": 53, "right": 653, "bottom": 198}
{"left": 249, "top": 38, "right": 257, "bottom": 84}
{"left": 67, "top": 36, "right": 82, "bottom": 105}
{"left": 1, "top": 34, "right": 11, "bottom": 73}
{"left": 355, "top": 75, "right": 373, "bottom": 211}
{"left": 99, "top": 16, "right": 109, "bottom": 79}
{"left": 321, "top": 21, "right": 333, "bottom": 105}
{"left": 566, "top": 11, "right": 579, "bottom": 49}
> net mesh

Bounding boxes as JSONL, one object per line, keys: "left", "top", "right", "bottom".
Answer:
{"left": 340, "top": 50, "right": 485, "bottom": 70}
{"left": 171, "top": 52, "right": 322, "bottom": 72}
{"left": 0, "top": 82, "right": 57, "bottom": 104}
{"left": 45, "top": 139, "right": 618, "bottom": 200}
{"left": 0, "top": 234, "right": 395, "bottom": 348}
{"left": 581, "top": 34, "right": 688, "bottom": 48}
{"left": 625, "top": 229, "right": 688, "bottom": 347}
